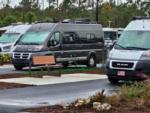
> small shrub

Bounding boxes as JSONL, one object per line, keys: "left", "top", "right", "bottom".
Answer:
{"left": 118, "top": 82, "right": 150, "bottom": 108}
{"left": 90, "top": 89, "right": 107, "bottom": 103}
{"left": 119, "top": 82, "right": 145, "bottom": 101}
{"left": 107, "top": 94, "right": 120, "bottom": 106}
{"left": 0, "top": 54, "right": 11, "bottom": 64}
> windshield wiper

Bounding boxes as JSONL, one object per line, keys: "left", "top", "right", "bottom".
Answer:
{"left": 115, "top": 44, "right": 126, "bottom": 49}
{"left": 19, "top": 42, "right": 40, "bottom": 45}
{"left": 125, "top": 46, "right": 148, "bottom": 50}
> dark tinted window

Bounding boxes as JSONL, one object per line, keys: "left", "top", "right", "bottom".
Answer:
{"left": 86, "top": 33, "right": 95, "bottom": 41}
{"left": 62, "top": 32, "right": 79, "bottom": 44}
{"left": 80, "top": 33, "right": 101, "bottom": 43}
{"left": 104, "top": 31, "right": 117, "bottom": 40}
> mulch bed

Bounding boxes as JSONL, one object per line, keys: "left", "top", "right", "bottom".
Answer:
{"left": 0, "top": 73, "right": 44, "bottom": 79}
{"left": 0, "top": 68, "right": 105, "bottom": 79}
{"left": 24, "top": 105, "right": 150, "bottom": 113}
{"left": 0, "top": 82, "right": 34, "bottom": 90}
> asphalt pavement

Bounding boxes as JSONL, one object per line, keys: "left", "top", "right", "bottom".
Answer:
{"left": 0, "top": 64, "right": 116, "bottom": 113}
{"left": 0, "top": 79, "right": 117, "bottom": 113}
{"left": 0, "top": 65, "right": 19, "bottom": 74}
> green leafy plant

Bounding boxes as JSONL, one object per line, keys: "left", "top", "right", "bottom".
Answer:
{"left": 0, "top": 54, "right": 11, "bottom": 65}
{"left": 119, "top": 82, "right": 145, "bottom": 101}
{"left": 118, "top": 82, "right": 150, "bottom": 108}
{"left": 90, "top": 89, "right": 107, "bottom": 103}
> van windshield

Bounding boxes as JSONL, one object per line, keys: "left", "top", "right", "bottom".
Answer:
{"left": 18, "top": 31, "right": 49, "bottom": 45}
{"left": 115, "top": 31, "right": 150, "bottom": 50}
{"left": 0, "top": 33, "right": 19, "bottom": 44}
{"left": 104, "top": 31, "right": 117, "bottom": 40}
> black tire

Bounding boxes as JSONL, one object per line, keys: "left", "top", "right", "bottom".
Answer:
{"left": 108, "top": 77, "right": 119, "bottom": 84}
{"left": 62, "top": 62, "right": 69, "bottom": 68}
{"left": 14, "top": 65, "right": 23, "bottom": 71}
{"left": 87, "top": 55, "right": 96, "bottom": 67}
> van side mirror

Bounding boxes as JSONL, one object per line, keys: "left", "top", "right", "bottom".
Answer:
{"left": 110, "top": 41, "right": 117, "bottom": 49}
{"left": 47, "top": 40, "right": 57, "bottom": 47}
{"left": 47, "top": 41, "right": 51, "bottom": 47}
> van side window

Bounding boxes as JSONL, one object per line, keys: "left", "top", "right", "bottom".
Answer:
{"left": 49, "top": 32, "right": 60, "bottom": 47}
{"left": 62, "top": 32, "right": 79, "bottom": 44}
{"left": 86, "top": 33, "right": 96, "bottom": 42}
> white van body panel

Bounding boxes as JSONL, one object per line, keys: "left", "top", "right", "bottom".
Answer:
{"left": 124, "top": 19, "right": 150, "bottom": 31}
{"left": 109, "top": 49, "right": 145, "bottom": 70}
{"left": 109, "top": 49, "right": 144, "bottom": 61}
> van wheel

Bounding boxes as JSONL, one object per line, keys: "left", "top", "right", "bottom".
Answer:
{"left": 87, "top": 55, "right": 96, "bottom": 67}
{"left": 108, "top": 77, "right": 119, "bottom": 84}
{"left": 62, "top": 62, "right": 69, "bottom": 68}
{"left": 14, "top": 65, "right": 23, "bottom": 71}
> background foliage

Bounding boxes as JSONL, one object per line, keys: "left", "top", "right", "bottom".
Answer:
{"left": 0, "top": 0, "right": 149, "bottom": 27}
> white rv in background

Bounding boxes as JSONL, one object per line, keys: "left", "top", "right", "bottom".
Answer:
{"left": 0, "top": 24, "right": 31, "bottom": 53}
{"left": 103, "top": 28, "right": 118, "bottom": 48}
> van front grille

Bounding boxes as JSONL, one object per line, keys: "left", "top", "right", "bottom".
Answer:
{"left": 112, "top": 61, "right": 134, "bottom": 69}
{"left": 13, "top": 53, "right": 30, "bottom": 59}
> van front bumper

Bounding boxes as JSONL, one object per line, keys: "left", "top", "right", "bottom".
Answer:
{"left": 12, "top": 59, "right": 31, "bottom": 67}
{"left": 106, "top": 60, "right": 150, "bottom": 81}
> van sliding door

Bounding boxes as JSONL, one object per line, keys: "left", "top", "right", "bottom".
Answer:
{"left": 61, "top": 32, "right": 83, "bottom": 63}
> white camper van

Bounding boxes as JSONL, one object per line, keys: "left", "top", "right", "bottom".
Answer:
{"left": 103, "top": 28, "right": 119, "bottom": 48}
{"left": 106, "top": 17, "right": 150, "bottom": 84}
{"left": 0, "top": 24, "right": 31, "bottom": 53}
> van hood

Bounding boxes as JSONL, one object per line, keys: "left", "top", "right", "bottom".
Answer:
{"left": 14, "top": 45, "right": 44, "bottom": 52}
{"left": 109, "top": 49, "right": 144, "bottom": 61}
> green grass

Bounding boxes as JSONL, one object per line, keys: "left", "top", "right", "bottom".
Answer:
{"left": 22, "top": 67, "right": 98, "bottom": 75}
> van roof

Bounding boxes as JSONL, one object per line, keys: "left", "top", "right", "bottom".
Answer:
{"left": 0, "top": 25, "right": 14, "bottom": 31}
{"left": 28, "top": 23, "right": 56, "bottom": 32}
{"left": 28, "top": 22, "right": 102, "bottom": 32}
{"left": 103, "top": 28, "right": 118, "bottom": 32}
{"left": 5, "top": 24, "right": 31, "bottom": 34}
{"left": 125, "top": 19, "right": 150, "bottom": 31}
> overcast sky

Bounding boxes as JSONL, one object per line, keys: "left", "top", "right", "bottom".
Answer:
{"left": 0, "top": 0, "right": 134, "bottom": 8}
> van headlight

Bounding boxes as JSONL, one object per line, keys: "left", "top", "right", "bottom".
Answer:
{"left": 33, "top": 48, "right": 41, "bottom": 51}
{"left": 33, "top": 45, "right": 43, "bottom": 52}
{"left": 3, "top": 45, "right": 12, "bottom": 51}
{"left": 140, "top": 52, "right": 150, "bottom": 60}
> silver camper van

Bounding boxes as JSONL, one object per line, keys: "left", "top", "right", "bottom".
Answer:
{"left": 12, "top": 22, "right": 105, "bottom": 70}
{"left": 0, "top": 24, "right": 31, "bottom": 53}
{"left": 106, "top": 17, "right": 150, "bottom": 84}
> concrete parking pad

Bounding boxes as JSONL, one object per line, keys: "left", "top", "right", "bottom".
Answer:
{"left": 0, "top": 73, "right": 107, "bottom": 85}
{"left": 0, "top": 65, "right": 20, "bottom": 74}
